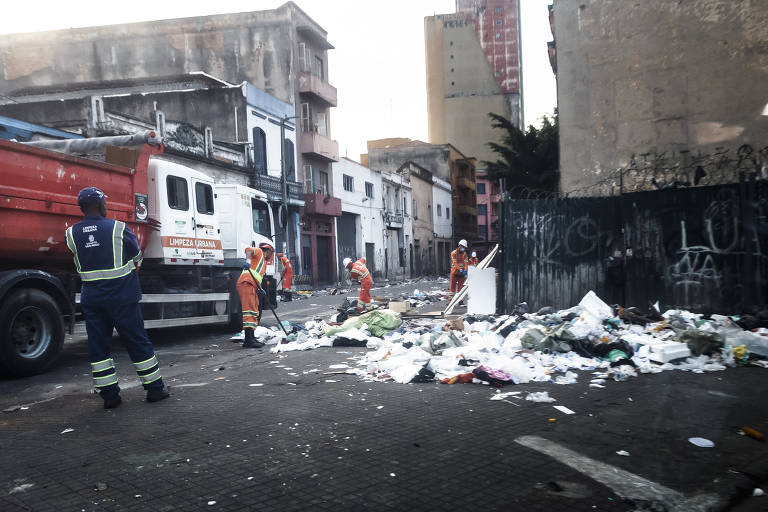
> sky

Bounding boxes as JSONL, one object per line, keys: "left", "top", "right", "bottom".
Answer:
{"left": 0, "top": 0, "right": 557, "bottom": 161}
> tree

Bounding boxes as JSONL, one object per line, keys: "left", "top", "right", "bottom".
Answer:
{"left": 482, "top": 112, "right": 559, "bottom": 194}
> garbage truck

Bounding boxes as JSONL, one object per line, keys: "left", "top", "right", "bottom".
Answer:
{"left": 0, "top": 132, "right": 278, "bottom": 377}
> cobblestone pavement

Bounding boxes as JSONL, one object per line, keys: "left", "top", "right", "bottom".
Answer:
{"left": 1, "top": 298, "right": 767, "bottom": 511}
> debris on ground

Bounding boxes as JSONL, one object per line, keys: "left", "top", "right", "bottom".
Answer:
{"left": 229, "top": 289, "right": 768, "bottom": 391}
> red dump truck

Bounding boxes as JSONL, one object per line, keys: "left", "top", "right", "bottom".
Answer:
{"left": 0, "top": 133, "right": 278, "bottom": 377}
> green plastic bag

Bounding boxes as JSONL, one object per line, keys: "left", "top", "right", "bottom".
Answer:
{"left": 326, "top": 310, "right": 403, "bottom": 338}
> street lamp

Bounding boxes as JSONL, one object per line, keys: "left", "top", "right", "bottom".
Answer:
{"left": 280, "top": 115, "right": 299, "bottom": 262}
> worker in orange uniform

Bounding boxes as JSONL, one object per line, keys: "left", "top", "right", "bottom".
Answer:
{"left": 449, "top": 239, "right": 470, "bottom": 299}
{"left": 277, "top": 252, "right": 293, "bottom": 301}
{"left": 469, "top": 251, "right": 479, "bottom": 267}
{"left": 237, "top": 242, "right": 274, "bottom": 348}
{"left": 343, "top": 257, "right": 373, "bottom": 313}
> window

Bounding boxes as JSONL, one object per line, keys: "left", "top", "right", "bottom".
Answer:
{"left": 195, "top": 182, "right": 214, "bottom": 215}
{"left": 446, "top": 207, "right": 450, "bottom": 219}
{"left": 301, "top": 102, "right": 312, "bottom": 132}
{"left": 318, "top": 171, "right": 329, "bottom": 195}
{"left": 253, "top": 127, "right": 267, "bottom": 174}
{"left": 251, "top": 198, "right": 271, "bottom": 238}
{"left": 495, "top": 32, "right": 501, "bottom": 39}
{"left": 315, "top": 112, "right": 327, "bottom": 136}
{"left": 495, "top": 6, "right": 503, "bottom": 13}
{"left": 478, "top": 204, "right": 487, "bottom": 216}
{"left": 284, "top": 139, "right": 295, "bottom": 180}
{"left": 477, "top": 183, "right": 486, "bottom": 195}
{"left": 479, "top": 225, "right": 488, "bottom": 238}
{"left": 298, "top": 42, "right": 310, "bottom": 72}
{"left": 365, "top": 181, "right": 374, "bottom": 198}
{"left": 496, "top": 19, "right": 502, "bottom": 25}
{"left": 166, "top": 176, "right": 189, "bottom": 211}
{"left": 343, "top": 174, "right": 354, "bottom": 192}
{"left": 413, "top": 199, "right": 418, "bottom": 219}
{"left": 303, "top": 164, "right": 314, "bottom": 194}
{"left": 437, "top": 204, "right": 442, "bottom": 217}
{"left": 403, "top": 196, "right": 407, "bottom": 214}
{"left": 314, "top": 55, "right": 325, "bottom": 80}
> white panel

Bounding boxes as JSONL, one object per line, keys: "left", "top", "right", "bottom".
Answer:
{"left": 467, "top": 267, "right": 496, "bottom": 315}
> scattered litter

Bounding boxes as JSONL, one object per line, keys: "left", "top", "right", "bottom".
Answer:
{"left": 742, "top": 427, "right": 764, "bottom": 441}
{"left": 95, "top": 482, "right": 108, "bottom": 491}
{"left": 325, "top": 380, "right": 338, "bottom": 383}
{"left": 490, "top": 391, "right": 522, "bottom": 401}
{"left": 754, "top": 488, "right": 765, "bottom": 497}
{"left": 207, "top": 501, "right": 216, "bottom": 506}
{"left": 376, "top": 406, "right": 384, "bottom": 409}
{"left": 329, "top": 364, "right": 349, "bottom": 369}
{"left": 688, "top": 437, "right": 715, "bottom": 448}
{"left": 553, "top": 405, "right": 575, "bottom": 415}
{"left": 390, "top": 473, "right": 396, "bottom": 477}
{"left": 616, "top": 450, "right": 630, "bottom": 456}
{"left": 248, "top": 383, "right": 264, "bottom": 387}
{"left": 9, "top": 483, "right": 34, "bottom": 494}
{"left": 526, "top": 392, "right": 556, "bottom": 403}
{"left": 61, "top": 428, "right": 74, "bottom": 434}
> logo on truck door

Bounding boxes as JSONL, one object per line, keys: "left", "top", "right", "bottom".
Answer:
{"left": 135, "top": 193, "right": 148, "bottom": 221}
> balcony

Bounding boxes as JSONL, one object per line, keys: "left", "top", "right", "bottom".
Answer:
{"left": 456, "top": 204, "right": 477, "bottom": 216}
{"left": 299, "top": 72, "right": 337, "bottom": 107}
{"left": 385, "top": 209, "right": 404, "bottom": 228}
{"left": 303, "top": 192, "right": 342, "bottom": 217}
{"left": 251, "top": 174, "right": 304, "bottom": 203}
{"left": 300, "top": 131, "right": 339, "bottom": 162}
{"left": 454, "top": 175, "right": 476, "bottom": 190}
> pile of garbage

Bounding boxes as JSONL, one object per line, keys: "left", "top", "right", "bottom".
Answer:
{"left": 235, "top": 291, "right": 768, "bottom": 386}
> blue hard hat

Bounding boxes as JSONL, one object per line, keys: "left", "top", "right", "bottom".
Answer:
{"left": 77, "top": 187, "right": 107, "bottom": 206}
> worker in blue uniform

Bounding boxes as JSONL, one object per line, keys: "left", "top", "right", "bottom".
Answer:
{"left": 65, "top": 187, "right": 170, "bottom": 409}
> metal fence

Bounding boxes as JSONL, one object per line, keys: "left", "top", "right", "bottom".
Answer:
{"left": 499, "top": 175, "right": 768, "bottom": 314}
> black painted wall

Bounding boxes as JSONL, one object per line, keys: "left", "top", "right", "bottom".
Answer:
{"left": 500, "top": 180, "right": 768, "bottom": 314}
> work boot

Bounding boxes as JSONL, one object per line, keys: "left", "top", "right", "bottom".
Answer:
{"left": 242, "top": 329, "right": 264, "bottom": 348}
{"left": 146, "top": 387, "right": 170, "bottom": 403}
{"left": 103, "top": 394, "right": 122, "bottom": 409}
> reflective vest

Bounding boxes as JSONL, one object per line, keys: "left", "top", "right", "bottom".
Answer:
{"left": 280, "top": 255, "right": 292, "bottom": 273}
{"left": 66, "top": 220, "right": 141, "bottom": 282}
{"left": 242, "top": 247, "right": 266, "bottom": 285}
{"left": 350, "top": 258, "right": 370, "bottom": 280}
{"left": 450, "top": 249, "right": 469, "bottom": 275}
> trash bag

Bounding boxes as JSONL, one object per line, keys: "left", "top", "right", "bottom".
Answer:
{"left": 326, "top": 310, "right": 402, "bottom": 338}
{"left": 410, "top": 367, "right": 435, "bottom": 383}
{"left": 520, "top": 328, "right": 546, "bottom": 350}
{"left": 677, "top": 328, "right": 725, "bottom": 356}
{"left": 536, "top": 306, "right": 557, "bottom": 316}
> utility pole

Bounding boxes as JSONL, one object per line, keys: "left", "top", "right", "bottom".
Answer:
{"left": 280, "top": 115, "right": 298, "bottom": 263}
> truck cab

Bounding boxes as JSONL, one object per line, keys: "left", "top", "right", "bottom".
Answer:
{"left": 215, "top": 184, "right": 276, "bottom": 276}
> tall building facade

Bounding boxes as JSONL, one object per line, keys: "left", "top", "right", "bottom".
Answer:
{"left": 425, "top": 0, "right": 523, "bottom": 166}
{"left": 0, "top": 1, "right": 341, "bottom": 286}
{"left": 552, "top": 0, "right": 768, "bottom": 195}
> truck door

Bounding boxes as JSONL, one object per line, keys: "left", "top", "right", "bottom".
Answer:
{"left": 192, "top": 179, "right": 221, "bottom": 261}
{"left": 165, "top": 174, "right": 197, "bottom": 260}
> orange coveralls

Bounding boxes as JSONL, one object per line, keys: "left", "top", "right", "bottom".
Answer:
{"left": 469, "top": 257, "right": 479, "bottom": 267}
{"left": 350, "top": 258, "right": 373, "bottom": 311}
{"left": 279, "top": 255, "right": 293, "bottom": 290}
{"left": 237, "top": 247, "right": 266, "bottom": 330}
{"left": 449, "top": 248, "right": 469, "bottom": 297}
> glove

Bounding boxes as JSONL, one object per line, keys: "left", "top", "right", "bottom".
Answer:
{"left": 460, "top": 270, "right": 468, "bottom": 277}
{"left": 257, "top": 287, "right": 267, "bottom": 301}
{"left": 241, "top": 261, "right": 250, "bottom": 270}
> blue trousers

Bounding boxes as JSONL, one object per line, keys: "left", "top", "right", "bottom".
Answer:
{"left": 81, "top": 301, "right": 164, "bottom": 397}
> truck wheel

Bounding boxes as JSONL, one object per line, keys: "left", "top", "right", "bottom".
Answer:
{"left": 0, "top": 289, "right": 65, "bottom": 377}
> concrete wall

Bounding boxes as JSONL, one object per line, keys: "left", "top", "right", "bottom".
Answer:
{"left": 554, "top": 0, "right": 768, "bottom": 195}
{"left": 432, "top": 176, "right": 453, "bottom": 240}
{"left": 408, "top": 168, "right": 436, "bottom": 275}
{"left": 0, "top": 5, "right": 295, "bottom": 103}
{"left": 367, "top": 141, "right": 452, "bottom": 182}
{"left": 425, "top": 13, "right": 511, "bottom": 166}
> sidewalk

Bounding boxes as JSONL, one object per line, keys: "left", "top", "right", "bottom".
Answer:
{"left": 2, "top": 333, "right": 766, "bottom": 511}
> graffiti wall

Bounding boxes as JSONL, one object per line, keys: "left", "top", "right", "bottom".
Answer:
{"left": 500, "top": 179, "right": 768, "bottom": 314}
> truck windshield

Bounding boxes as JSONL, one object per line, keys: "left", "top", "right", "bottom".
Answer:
{"left": 251, "top": 198, "right": 271, "bottom": 238}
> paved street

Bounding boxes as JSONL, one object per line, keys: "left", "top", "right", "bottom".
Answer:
{"left": 1, "top": 279, "right": 767, "bottom": 511}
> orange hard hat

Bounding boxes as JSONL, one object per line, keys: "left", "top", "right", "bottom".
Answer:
{"left": 278, "top": 252, "right": 284, "bottom": 258}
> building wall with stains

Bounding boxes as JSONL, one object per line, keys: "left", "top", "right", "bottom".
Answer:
{"left": 554, "top": 0, "right": 768, "bottom": 196}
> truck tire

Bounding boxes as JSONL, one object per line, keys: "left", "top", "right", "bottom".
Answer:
{"left": 0, "top": 288, "right": 65, "bottom": 377}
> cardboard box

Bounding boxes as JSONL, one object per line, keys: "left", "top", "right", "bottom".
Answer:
{"left": 388, "top": 301, "right": 411, "bottom": 313}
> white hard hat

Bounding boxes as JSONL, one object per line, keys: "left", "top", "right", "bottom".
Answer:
{"left": 459, "top": 239, "right": 468, "bottom": 248}
{"left": 472, "top": 252, "right": 477, "bottom": 257}
{"left": 342, "top": 257, "right": 352, "bottom": 268}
